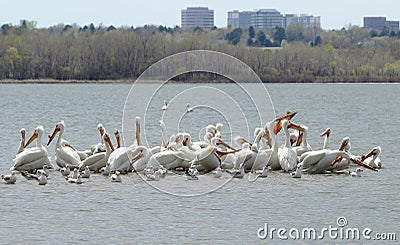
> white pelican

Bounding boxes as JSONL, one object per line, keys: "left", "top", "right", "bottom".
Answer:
{"left": 79, "top": 133, "right": 114, "bottom": 172}
{"left": 47, "top": 121, "right": 81, "bottom": 169}
{"left": 276, "top": 120, "right": 303, "bottom": 172}
{"left": 361, "top": 146, "right": 381, "bottom": 169}
{"left": 17, "top": 128, "right": 26, "bottom": 154}
{"left": 159, "top": 120, "right": 169, "bottom": 149}
{"left": 1, "top": 171, "right": 17, "bottom": 184}
{"left": 114, "top": 129, "right": 121, "bottom": 148}
{"left": 148, "top": 147, "right": 186, "bottom": 171}
{"left": 215, "top": 123, "right": 223, "bottom": 138}
{"left": 111, "top": 171, "right": 122, "bottom": 182}
{"left": 130, "top": 146, "right": 151, "bottom": 172}
{"left": 221, "top": 154, "right": 236, "bottom": 170}
{"left": 234, "top": 135, "right": 250, "bottom": 148}
{"left": 291, "top": 163, "right": 303, "bottom": 178}
{"left": 249, "top": 129, "right": 272, "bottom": 173}
{"left": 350, "top": 168, "right": 363, "bottom": 177}
{"left": 263, "top": 121, "right": 280, "bottom": 170}
{"left": 11, "top": 126, "right": 51, "bottom": 172}
{"left": 162, "top": 100, "right": 168, "bottom": 110}
{"left": 325, "top": 137, "right": 353, "bottom": 172}
{"left": 320, "top": 128, "right": 331, "bottom": 150}
{"left": 302, "top": 146, "right": 377, "bottom": 174}
{"left": 108, "top": 118, "right": 142, "bottom": 173}
{"left": 182, "top": 133, "right": 202, "bottom": 151}
{"left": 292, "top": 125, "right": 312, "bottom": 156}
{"left": 190, "top": 145, "right": 221, "bottom": 172}
{"left": 185, "top": 103, "right": 194, "bottom": 113}
{"left": 234, "top": 143, "right": 256, "bottom": 171}
{"left": 91, "top": 123, "right": 106, "bottom": 154}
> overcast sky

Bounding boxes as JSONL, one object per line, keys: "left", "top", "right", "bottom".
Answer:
{"left": 2, "top": 0, "right": 399, "bottom": 30}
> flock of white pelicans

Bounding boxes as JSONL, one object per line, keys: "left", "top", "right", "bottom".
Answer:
{"left": 1, "top": 109, "right": 382, "bottom": 185}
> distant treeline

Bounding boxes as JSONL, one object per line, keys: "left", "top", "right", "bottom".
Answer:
{"left": 1, "top": 20, "right": 400, "bottom": 82}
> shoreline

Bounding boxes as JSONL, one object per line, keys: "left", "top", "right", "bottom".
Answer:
{"left": 1, "top": 79, "right": 400, "bottom": 84}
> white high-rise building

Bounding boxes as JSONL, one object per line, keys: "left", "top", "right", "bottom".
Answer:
{"left": 284, "top": 14, "right": 321, "bottom": 29}
{"left": 181, "top": 7, "right": 214, "bottom": 29}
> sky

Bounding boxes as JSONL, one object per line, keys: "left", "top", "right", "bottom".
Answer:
{"left": 2, "top": 0, "right": 400, "bottom": 30}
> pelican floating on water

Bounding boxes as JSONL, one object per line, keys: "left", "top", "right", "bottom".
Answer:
{"left": 320, "top": 128, "right": 331, "bottom": 150}
{"left": 17, "top": 128, "right": 26, "bottom": 154}
{"left": 47, "top": 121, "right": 81, "bottom": 169}
{"left": 12, "top": 126, "right": 51, "bottom": 172}
{"left": 79, "top": 133, "right": 114, "bottom": 172}
{"left": 276, "top": 120, "right": 303, "bottom": 172}
{"left": 361, "top": 146, "right": 381, "bottom": 169}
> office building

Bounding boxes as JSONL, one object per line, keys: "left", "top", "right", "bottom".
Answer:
{"left": 364, "top": 17, "right": 399, "bottom": 31}
{"left": 181, "top": 7, "right": 214, "bottom": 29}
{"left": 227, "top": 10, "right": 252, "bottom": 28}
{"left": 251, "top": 9, "right": 283, "bottom": 29}
{"left": 284, "top": 14, "right": 321, "bottom": 29}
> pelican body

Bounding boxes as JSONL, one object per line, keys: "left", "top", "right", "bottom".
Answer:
{"left": 12, "top": 126, "right": 50, "bottom": 172}
{"left": 47, "top": 121, "right": 81, "bottom": 169}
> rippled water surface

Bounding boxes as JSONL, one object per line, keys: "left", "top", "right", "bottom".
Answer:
{"left": 0, "top": 83, "right": 399, "bottom": 244}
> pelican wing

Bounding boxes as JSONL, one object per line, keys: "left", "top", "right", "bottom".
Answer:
{"left": 57, "top": 147, "right": 81, "bottom": 166}
{"left": 300, "top": 150, "right": 327, "bottom": 169}
{"left": 278, "top": 147, "right": 297, "bottom": 171}
{"left": 79, "top": 152, "right": 107, "bottom": 171}
{"left": 13, "top": 147, "right": 48, "bottom": 170}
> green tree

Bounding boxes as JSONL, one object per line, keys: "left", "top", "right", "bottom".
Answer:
{"left": 286, "top": 23, "right": 304, "bottom": 41}
{"left": 249, "top": 26, "right": 255, "bottom": 38}
{"left": 226, "top": 28, "right": 243, "bottom": 45}
{"left": 274, "top": 27, "right": 286, "bottom": 45}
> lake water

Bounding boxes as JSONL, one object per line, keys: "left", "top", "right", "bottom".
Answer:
{"left": 0, "top": 83, "right": 399, "bottom": 244}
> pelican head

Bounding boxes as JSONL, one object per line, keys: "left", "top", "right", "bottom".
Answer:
{"left": 182, "top": 133, "right": 191, "bottom": 146}
{"left": 25, "top": 126, "right": 44, "bottom": 148}
{"left": 47, "top": 121, "right": 65, "bottom": 146}
{"left": 97, "top": 123, "right": 105, "bottom": 136}
{"left": 288, "top": 122, "right": 305, "bottom": 132}
{"left": 339, "top": 137, "right": 350, "bottom": 151}
{"left": 103, "top": 133, "right": 114, "bottom": 151}
{"left": 175, "top": 133, "right": 184, "bottom": 143}
{"left": 320, "top": 128, "right": 331, "bottom": 137}
{"left": 114, "top": 129, "right": 121, "bottom": 148}
{"left": 20, "top": 128, "right": 26, "bottom": 140}
{"left": 216, "top": 123, "right": 223, "bottom": 131}
{"left": 130, "top": 146, "right": 148, "bottom": 165}
{"left": 363, "top": 146, "right": 381, "bottom": 160}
